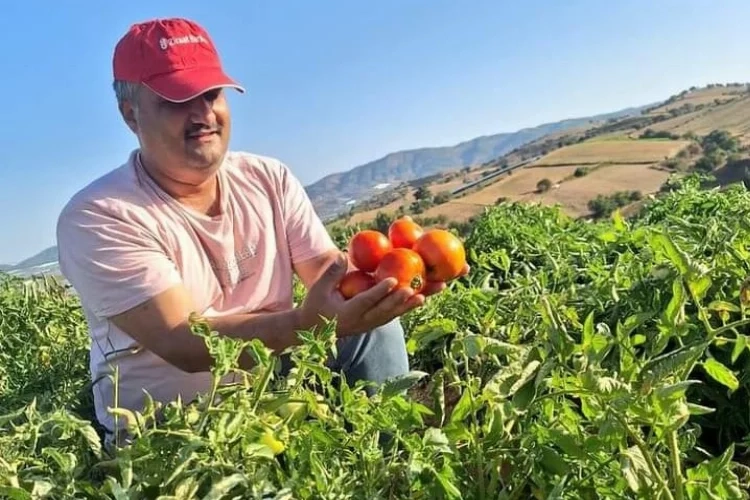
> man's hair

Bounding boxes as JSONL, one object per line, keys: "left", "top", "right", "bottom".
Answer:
{"left": 113, "top": 80, "right": 141, "bottom": 109}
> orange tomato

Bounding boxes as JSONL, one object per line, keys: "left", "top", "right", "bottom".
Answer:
{"left": 374, "top": 248, "right": 426, "bottom": 293}
{"left": 412, "top": 229, "right": 466, "bottom": 282}
{"left": 338, "top": 270, "right": 376, "bottom": 299}
{"left": 347, "top": 230, "right": 392, "bottom": 272}
{"left": 388, "top": 217, "right": 424, "bottom": 249}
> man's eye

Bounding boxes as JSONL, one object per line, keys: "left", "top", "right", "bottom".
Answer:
{"left": 204, "top": 89, "right": 221, "bottom": 101}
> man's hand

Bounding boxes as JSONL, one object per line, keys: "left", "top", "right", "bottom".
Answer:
{"left": 299, "top": 252, "right": 425, "bottom": 337}
{"left": 420, "top": 262, "right": 471, "bottom": 296}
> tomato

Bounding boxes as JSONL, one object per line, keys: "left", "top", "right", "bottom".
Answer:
{"left": 388, "top": 217, "right": 424, "bottom": 249}
{"left": 338, "top": 270, "right": 376, "bottom": 299}
{"left": 374, "top": 248, "right": 426, "bottom": 292}
{"left": 347, "top": 230, "right": 392, "bottom": 272}
{"left": 412, "top": 229, "right": 466, "bottom": 282}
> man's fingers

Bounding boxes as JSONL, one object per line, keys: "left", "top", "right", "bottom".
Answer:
{"left": 367, "top": 291, "right": 424, "bottom": 327}
{"left": 422, "top": 281, "right": 447, "bottom": 296}
{"left": 361, "top": 286, "right": 415, "bottom": 324}
{"left": 460, "top": 263, "right": 470, "bottom": 277}
{"left": 318, "top": 252, "right": 348, "bottom": 287}
{"left": 345, "top": 277, "right": 397, "bottom": 312}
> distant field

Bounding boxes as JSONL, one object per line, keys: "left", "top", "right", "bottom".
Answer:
{"left": 649, "top": 88, "right": 743, "bottom": 113}
{"left": 346, "top": 167, "right": 491, "bottom": 223}
{"left": 522, "top": 164, "right": 674, "bottom": 216}
{"left": 418, "top": 166, "right": 580, "bottom": 222}
{"left": 532, "top": 139, "right": 690, "bottom": 165}
{"left": 347, "top": 193, "right": 415, "bottom": 224}
{"left": 649, "top": 96, "right": 750, "bottom": 137}
{"left": 391, "top": 163, "right": 673, "bottom": 222}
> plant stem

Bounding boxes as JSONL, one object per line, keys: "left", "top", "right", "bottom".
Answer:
{"left": 612, "top": 411, "right": 674, "bottom": 500}
{"left": 711, "top": 318, "right": 750, "bottom": 339}
{"left": 198, "top": 373, "right": 220, "bottom": 435}
{"left": 251, "top": 358, "right": 277, "bottom": 413}
{"left": 668, "top": 430, "right": 685, "bottom": 500}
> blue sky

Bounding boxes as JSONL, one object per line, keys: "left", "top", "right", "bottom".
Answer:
{"left": 2, "top": 0, "right": 749, "bottom": 264}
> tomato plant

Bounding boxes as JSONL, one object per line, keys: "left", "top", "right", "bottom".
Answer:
{"left": 337, "top": 269, "right": 375, "bottom": 299}
{"left": 347, "top": 230, "right": 392, "bottom": 272}
{"left": 374, "top": 248, "right": 426, "bottom": 292}
{"left": 388, "top": 216, "right": 424, "bottom": 248}
{"left": 4, "top": 174, "right": 750, "bottom": 499}
{"left": 412, "top": 228, "right": 466, "bottom": 282}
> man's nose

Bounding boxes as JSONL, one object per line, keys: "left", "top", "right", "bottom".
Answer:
{"left": 187, "top": 95, "right": 216, "bottom": 122}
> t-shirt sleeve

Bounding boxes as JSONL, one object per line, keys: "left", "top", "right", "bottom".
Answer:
{"left": 56, "top": 201, "right": 183, "bottom": 319}
{"left": 277, "top": 162, "right": 338, "bottom": 264}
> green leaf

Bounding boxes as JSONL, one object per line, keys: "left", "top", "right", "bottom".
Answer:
{"left": 702, "top": 358, "right": 739, "bottom": 391}
{"left": 707, "top": 300, "right": 741, "bottom": 313}
{"left": 431, "top": 464, "right": 463, "bottom": 499}
{"left": 598, "top": 230, "right": 618, "bottom": 243}
{"left": 732, "top": 334, "right": 748, "bottom": 364}
{"left": 0, "top": 488, "right": 32, "bottom": 500}
{"left": 651, "top": 231, "right": 690, "bottom": 275}
{"left": 620, "top": 445, "right": 653, "bottom": 493}
{"left": 687, "top": 274, "right": 712, "bottom": 303}
{"left": 382, "top": 370, "right": 428, "bottom": 398}
{"left": 540, "top": 446, "right": 570, "bottom": 476}
{"left": 640, "top": 344, "right": 704, "bottom": 386}
{"left": 201, "top": 473, "right": 247, "bottom": 500}
{"left": 654, "top": 380, "right": 701, "bottom": 403}
{"left": 507, "top": 360, "right": 541, "bottom": 396}
{"left": 423, "top": 427, "right": 450, "bottom": 448}
{"left": 30, "top": 482, "right": 54, "bottom": 498}
{"left": 549, "top": 428, "right": 586, "bottom": 459}
{"left": 663, "top": 277, "right": 686, "bottom": 327}
{"left": 612, "top": 208, "right": 628, "bottom": 232}
{"left": 582, "top": 310, "right": 594, "bottom": 347}
{"left": 687, "top": 402, "right": 715, "bottom": 415}
{"left": 450, "top": 389, "right": 474, "bottom": 423}
{"left": 407, "top": 319, "right": 457, "bottom": 353}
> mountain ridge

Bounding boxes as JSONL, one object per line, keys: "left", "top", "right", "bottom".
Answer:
{"left": 305, "top": 105, "right": 650, "bottom": 219}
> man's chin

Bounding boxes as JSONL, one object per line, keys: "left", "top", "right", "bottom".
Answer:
{"left": 184, "top": 145, "right": 227, "bottom": 171}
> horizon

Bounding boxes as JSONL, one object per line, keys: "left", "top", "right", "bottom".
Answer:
{"left": 3, "top": 0, "right": 750, "bottom": 264}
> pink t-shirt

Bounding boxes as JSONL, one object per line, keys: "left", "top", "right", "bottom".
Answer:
{"left": 56, "top": 149, "right": 337, "bottom": 436}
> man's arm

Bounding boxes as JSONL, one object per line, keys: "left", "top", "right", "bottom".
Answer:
{"left": 56, "top": 200, "right": 319, "bottom": 374}
{"left": 294, "top": 248, "right": 350, "bottom": 290}
{"left": 109, "top": 253, "right": 403, "bottom": 373}
{"left": 108, "top": 284, "right": 308, "bottom": 373}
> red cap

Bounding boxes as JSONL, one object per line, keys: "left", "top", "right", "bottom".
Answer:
{"left": 113, "top": 18, "right": 245, "bottom": 103}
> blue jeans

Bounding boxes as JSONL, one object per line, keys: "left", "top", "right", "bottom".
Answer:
{"left": 281, "top": 318, "right": 410, "bottom": 394}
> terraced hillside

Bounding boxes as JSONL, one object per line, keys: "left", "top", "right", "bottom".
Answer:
{"left": 335, "top": 83, "right": 750, "bottom": 227}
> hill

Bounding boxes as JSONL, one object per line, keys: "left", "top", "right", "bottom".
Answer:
{"left": 1, "top": 246, "right": 59, "bottom": 276}
{"left": 305, "top": 106, "right": 647, "bottom": 220}
{"left": 334, "top": 83, "right": 750, "bottom": 229}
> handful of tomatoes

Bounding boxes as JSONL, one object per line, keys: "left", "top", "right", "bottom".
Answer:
{"left": 337, "top": 216, "right": 467, "bottom": 299}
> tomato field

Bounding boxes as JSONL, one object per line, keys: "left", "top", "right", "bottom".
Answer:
{"left": 4, "top": 174, "right": 750, "bottom": 498}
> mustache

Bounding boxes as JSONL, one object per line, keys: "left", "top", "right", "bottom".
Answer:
{"left": 185, "top": 123, "right": 221, "bottom": 138}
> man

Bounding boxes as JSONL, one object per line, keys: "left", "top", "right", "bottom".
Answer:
{"left": 56, "top": 17, "right": 464, "bottom": 445}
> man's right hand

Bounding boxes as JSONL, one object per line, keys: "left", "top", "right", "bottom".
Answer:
{"left": 299, "top": 252, "right": 424, "bottom": 337}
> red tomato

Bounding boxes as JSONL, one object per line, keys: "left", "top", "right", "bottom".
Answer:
{"left": 388, "top": 217, "right": 424, "bottom": 249}
{"left": 412, "top": 229, "right": 466, "bottom": 282}
{"left": 374, "top": 248, "right": 426, "bottom": 293}
{"left": 338, "top": 270, "right": 376, "bottom": 299}
{"left": 347, "top": 230, "right": 392, "bottom": 272}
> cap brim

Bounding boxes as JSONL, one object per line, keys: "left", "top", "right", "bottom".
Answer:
{"left": 143, "top": 66, "right": 245, "bottom": 103}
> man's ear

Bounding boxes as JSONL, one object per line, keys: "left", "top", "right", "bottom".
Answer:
{"left": 119, "top": 100, "right": 139, "bottom": 134}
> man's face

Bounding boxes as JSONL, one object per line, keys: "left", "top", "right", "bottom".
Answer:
{"left": 124, "top": 87, "right": 231, "bottom": 175}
